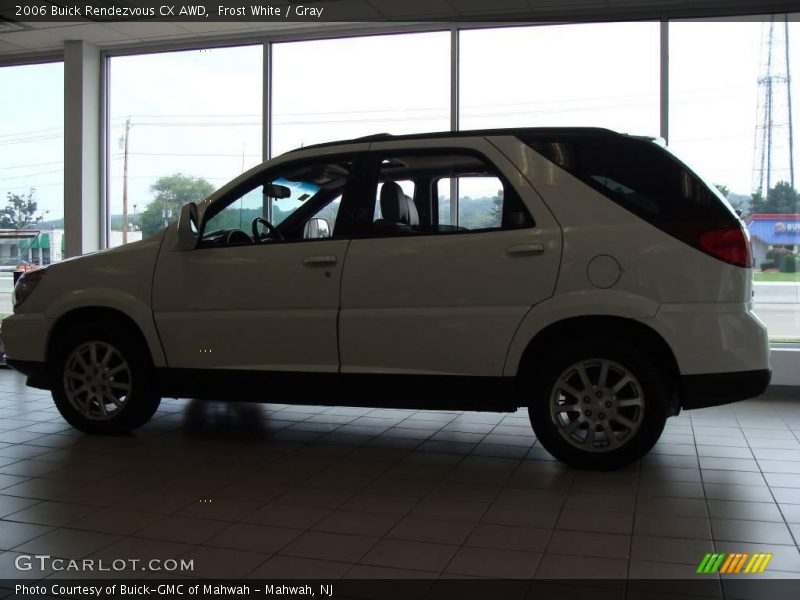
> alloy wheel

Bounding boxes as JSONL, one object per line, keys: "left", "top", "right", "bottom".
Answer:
{"left": 63, "top": 341, "right": 132, "bottom": 421}
{"left": 549, "top": 358, "right": 644, "bottom": 452}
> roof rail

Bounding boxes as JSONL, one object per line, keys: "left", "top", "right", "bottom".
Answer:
{"left": 286, "top": 126, "right": 623, "bottom": 154}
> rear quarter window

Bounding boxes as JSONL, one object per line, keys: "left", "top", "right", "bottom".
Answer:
{"left": 521, "top": 135, "right": 736, "bottom": 226}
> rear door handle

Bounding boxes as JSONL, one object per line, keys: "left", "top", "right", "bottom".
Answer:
{"left": 303, "top": 255, "right": 338, "bottom": 266}
{"left": 506, "top": 243, "right": 545, "bottom": 256}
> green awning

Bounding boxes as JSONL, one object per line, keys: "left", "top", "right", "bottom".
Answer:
{"left": 19, "top": 233, "right": 49, "bottom": 250}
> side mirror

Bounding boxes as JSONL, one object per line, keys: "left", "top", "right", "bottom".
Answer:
{"left": 176, "top": 202, "right": 199, "bottom": 250}
{"left": 303, "top": 217, "right": 331, "bottom": 239}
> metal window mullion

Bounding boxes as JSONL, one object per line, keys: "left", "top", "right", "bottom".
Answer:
{"left": 660, "top": 20, "right": 669, "bottom": 145}
{"left": 100, "top": 52, "right": 109, "bottom": 249}
{"left": 450, "top": 27, "right": 459, "bottom": 226}
{"left": 263, "top": 41, "right": 272, "bottom": 222}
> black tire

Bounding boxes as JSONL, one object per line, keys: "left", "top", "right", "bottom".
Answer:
{"left": 49, "top": 321, "right": 161, "bottom": 434}
{"left": 524, "top": 338, "right": 670, "bottom": 470}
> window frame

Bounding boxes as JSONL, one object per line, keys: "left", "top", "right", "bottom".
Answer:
{"left": 195, "top": 152, "right": 368, "bottom": 248}
{"left": 350, "top": 147, "right": 535, "bottom": 239}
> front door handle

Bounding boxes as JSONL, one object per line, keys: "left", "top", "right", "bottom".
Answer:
{"left": 303, "top": 255, "right": 337, "bottom": 266}
{"left": 506, "top": 243, "right": 545, "bottom": 256}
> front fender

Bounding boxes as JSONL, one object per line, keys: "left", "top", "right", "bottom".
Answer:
{"left": 44, "top": 289, "right": 166, "bottom": 368}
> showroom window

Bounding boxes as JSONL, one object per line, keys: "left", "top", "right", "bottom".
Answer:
{"left": 271, "top": 32, "right": 451, "bottom": 156}
{"left": 459, "top": 22, "right": 660, "bottom": 137}
{"left": 108, "top": 45, "right": 262, "bottom": 248}
{"left": 0, "top": 61, "right": 64, "bottom": 291}
{"left": 670, "top": 17, "right": 800, "bottom": 343}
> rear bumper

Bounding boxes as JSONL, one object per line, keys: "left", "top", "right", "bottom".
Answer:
{"left": 680, "top": 369, "right": 771, "bottom": 410}
{"left": 5, "top": 359, "right": 50, "bottom": 390}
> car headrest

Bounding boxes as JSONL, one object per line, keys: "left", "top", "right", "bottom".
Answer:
{"left": 405, "top": 193, "right": 419, "bottom": 226}
{"left": 380, "top": 181, "right": 411, "bottom": 224}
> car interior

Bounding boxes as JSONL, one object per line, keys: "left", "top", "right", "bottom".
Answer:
{"left": 196, "top": 153, "right": 534, "bottom": 248}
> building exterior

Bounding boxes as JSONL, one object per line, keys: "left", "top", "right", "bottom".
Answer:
{"left": 747, "top": 214, "right": 800, "bottom": 269}
{"left": 1, "top": 229, "right": 142, "bottom": 270}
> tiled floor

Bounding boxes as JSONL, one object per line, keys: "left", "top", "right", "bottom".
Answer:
{"left": 0, "top": 368, "right": 799, "bottom": 583}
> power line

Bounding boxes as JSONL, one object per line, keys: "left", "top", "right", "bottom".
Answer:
{"left": 0, "top": 168, "right": 63, "bottom": 181}
{"left": 0, "top": 126, "right": 63, "bottom": 139}
{"left": 0, "top": 160, "right": 64, "bottom": 170}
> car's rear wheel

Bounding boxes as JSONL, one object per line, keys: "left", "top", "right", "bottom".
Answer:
{"left": 526, "top": 338, "right": 670, "bottom": 470}
{"left": 50, "top": 322, "right": 160, "bottom": 434}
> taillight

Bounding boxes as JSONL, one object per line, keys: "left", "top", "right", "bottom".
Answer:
{"left": 698, "top": 226, "right": 751, "bottom": 268}
{"left": 661, "top": 223, "right": 751, "bottom": 269}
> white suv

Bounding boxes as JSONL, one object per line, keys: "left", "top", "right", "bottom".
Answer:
{"left": 1, "top": 128, "right": 770, "bottom": 469}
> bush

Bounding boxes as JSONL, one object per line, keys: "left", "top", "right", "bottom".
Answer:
{"left": 760, "top": 260, "right": 777, "bottom": 271}
{"left": 780, "top": 255, "right": 799, "bottom": 273}
{"left": 768, "top": 247, "right": 792, "bottom": 263}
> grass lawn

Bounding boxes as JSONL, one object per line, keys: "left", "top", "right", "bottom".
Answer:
{"left": 753, "top": 272, "right": 800, "bottom": 282}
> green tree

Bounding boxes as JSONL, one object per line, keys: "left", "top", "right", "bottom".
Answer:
{"left": 750, "top": 181, "right": 799, "bottom": 215}
{"left": 0, "top": 189, "right": 43, "bottom": 230}
{"left": 138, "top": 174, "right": 214, "bottom": 238}
{"left": 714, "top": 184, "right": 730, "bottom": 198}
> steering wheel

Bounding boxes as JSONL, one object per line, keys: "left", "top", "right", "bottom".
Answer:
{"left": 252, "top": 217, "right": 284, "bottom": 242}
{"left": 224, "top": 229, "right": 253, "bottom": 245}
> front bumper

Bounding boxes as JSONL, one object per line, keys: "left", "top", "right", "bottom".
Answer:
{"left": 680, "top": 369, "right": 771, "bottom": 410}
{"left": 5, "top": 359, "right": 50, "bottom": 390}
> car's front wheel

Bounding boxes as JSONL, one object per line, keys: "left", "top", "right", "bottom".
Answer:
{"left": 526, "top": 339, "right": 671, "bottom": 470}
{"left": 50, "top": 322, "right": 161, "bottom": 434}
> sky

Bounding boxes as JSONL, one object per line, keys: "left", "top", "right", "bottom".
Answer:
{"left": 0, "top": 18, "right": 798, "bottom": 231}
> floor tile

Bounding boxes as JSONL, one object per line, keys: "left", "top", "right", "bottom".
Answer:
{"left": 313, "top": 510, "right": 401, "bottom": 538}
{"left": 546, "top": 530, "right": 631, "bottom": 559}
{"left": 445, "top": 546, "right": 540, "bottom": 578}
{"left": 243, "top": 503, "right": 330, "bottom": 529}
{"left": 13, "top": 528, "right": 119, "bottom": 558}
{"left": 464, "top": 523, "right": 551, "bottom": 553}
{"left": 134, "top": 515, "right": 230, "bottom": 544}
{"left": 181, "top": 546, "right": 268, "bottom": 579}
{"left": 630, "top": 535, "right": 713, "bottom": 565}
{"left": 706, "top": 500, "right": 784, "bottom": 522}
{"left": 481, "top": 502, "right": 561, "bottom": 529}
{"left": 205, "top": 522, "right": 302, "bottom": 554}
{"left": 556, "top": 508, "right": 634, "bottom": 535}
{"left": 710, "top": 519, "right": 795, "bottom": 545}
{"left": 68, "top": 508, "right": 163, "bottom": 536}
{"left": 281, "top": 531, "right": 378, "bottom": 563}
{"left": 634, "top": 514, "right": 712, "bottom": 540}
{"left": 4, "top": 501, "right": 96, "bottom": 527}
{"left": 0, "top": 520, "right": 52, "bottom": 550}
{"left": 360, "top": 539, "right": 457, "bottom": 573}
{"left": 536, "top": 554, "right": 628, "bottom": 579}
{"left": 387, "top": 516, "right": 473, "bottom": 546}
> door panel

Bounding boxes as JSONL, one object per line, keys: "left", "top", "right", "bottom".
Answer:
{"left": 153, "top": 237, "right": 348, "bottom": 372}
{"left": 339, "top": 138, "right": 562, "bottom": 377}
{"left": 340, "top": 230, "right": 558, "bottom": 376}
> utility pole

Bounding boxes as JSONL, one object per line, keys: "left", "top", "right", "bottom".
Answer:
{"left": 122, "top": 117, "right": 131, "bottom": 244}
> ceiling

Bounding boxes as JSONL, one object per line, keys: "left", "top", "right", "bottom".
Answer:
{"left": 0, "top": 0, "right": 796, "bottom": 62}
{"left": 0, "top": 20, "right": 378, "bottom": 60}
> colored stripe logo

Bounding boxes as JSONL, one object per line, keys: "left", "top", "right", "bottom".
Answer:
{"left": 697, "top": 553, "right": 773, "bottom": 574}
